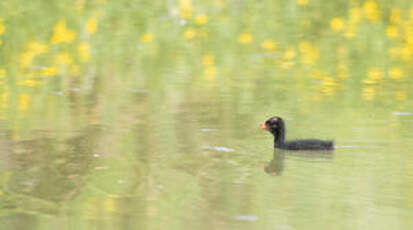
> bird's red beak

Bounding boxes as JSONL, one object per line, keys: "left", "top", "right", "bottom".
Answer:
{"left": 260, "top": 123, "right": 268, "bottom": 130}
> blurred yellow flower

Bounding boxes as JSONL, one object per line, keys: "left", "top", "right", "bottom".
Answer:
{"left": 362, "top": 87, "right": 376, "bottom": 100}
{"left": 349, "top": 8, "right": 362, "bottom": 24}
{"left": 0, "top": 19, "right": 5, "bottom": 35}
{"left": 386, "top": 25, "right": 398, "bottom": 38}
{"left": 195, "top": 14, "right": 208, "bottom": 25}
{"left": 298, "top": 0, "right": 308, "bottom": 6}
{"left": 388, "top": 67, "right": 403, "bottom": 80}
{"left": 42, "top": 66, "right": 59, "bottom": 76}
{"left": 388, "top": 46, "right": 401, "bottom": 59}
{"left": 27, "top": 41, "right": 49, "bottom": 55}
{"left": 203, "top": 55, "right": 215, "bottom": 67}
{"left": 238, "top": 32, "right": 253, "bottom": 44}
{"left": 86, "top": 17, "right": 98, "bottom": 34}
{"left": 78, "top": 42, "right": 91, "bottom": 62}
{"left": 363, "top": 0, "right": 380, "bottom": 22}
{"left": 103, "top": 197, "right": 116, "bottom": 212}
{"left": 300, "top": 19, "right": 311, "bottom": 29}
{"left": 367, "top": 69, "right": 383, "bottom": 82}
{"left": 401, "top": 46, "right": 411, "bottom": 61}
{"left": 261, "top": 39, "right": 277, "bottom": 51}
{"left": 184, "top": 28, "right": 196, "bottom": 40}
{"left": 299, "top": 41, "right": 312, "bottom": 53}
{"left": 0, "top": 69, "right": 5, "bottom": 78}
{"left": 337, "top": 65, "right": 349, "bottom": 79}
{"left": 198, "top": 29, "right": 208, "bottom": 38}
{"left": 19, "top": 52, "right": 35, "bottom": 68}
{"left": 320, "top": 87, "right": 335, "bottom": 97}
{"left": 283, "top": 47, "right": 296, "bottom": 60}
{"left": 410, "top": 8, "right": 413, "bottom": 21}
{"left": 330, "top": 17, "right": 345, "bottom": 31}
{"left": 19, "top": 41, "right": 49, "bottom": 69}
{"left": 390, "top": 8, "right": 402, "bottom": 24}
{"left": 309, "top": 69, "right": 325, "bottom": 79}
{"left": 18, "top": 94, "right": 29, "bottom": 111}
{"left": 322, "top": 77, "right": 336, "bottom": 87}
{"left": 23, "top": 71, "right": 37, "bottom": 79}
{"left": 140, "top": 33, "right": 153, "bottom": 43}
{"left": 95, "top": 10, "right": 105, "bottom": 20}
{"left": 204, "top": 66, "right": 217, "bottom": 81}
{"left": 76, "top": 0, "right": 86, "bottom": 12}
{"left": 50, "top": 19, "right": 77, "bottom": 44}
{"left": 280, "top": 61, "right": 295, "bottom": 69}
{"left": 70, "top": 65, "right": 80, "bottom": 76}
{"left": 0, "top": 92, "right": 8, "bottom": 109}
{"left": 179, "top": 0, "right": 193, "bottom": 19}
{"left": 394, "top": 91, "right": 407, "bottom": 101}
{"left": 55, "top": 52, "right": 73, "bottom": 65}
{"left": 362, "top": 78, "right": 377, "bottom": 85}
{"left": 17, "top": 80, "right": 42, "bottom": 87}
{"left": 299, "top": 41, "right": 319, "bottom": 65}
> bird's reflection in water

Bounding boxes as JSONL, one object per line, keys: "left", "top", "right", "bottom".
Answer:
{"left": 264, "top": 150, "right": 334, "bottom": 176}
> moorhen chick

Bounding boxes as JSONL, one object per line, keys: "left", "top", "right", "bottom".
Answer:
{"left": 260, "top": 116, "right": 334, "bottom": 150}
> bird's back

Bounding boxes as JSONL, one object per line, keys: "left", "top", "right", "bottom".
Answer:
{"left": 279, "top": 139, "right": 334, "bottom": 150}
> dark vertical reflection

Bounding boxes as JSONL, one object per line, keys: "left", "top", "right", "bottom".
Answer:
{"left": 3, "top": 125, "right": 102, "bottom": 216}
{"left": 264, "top": 150, "right": 334, "bottom": 176}
{"left": 264, "top": 150, "right": 286, "bottom": 176}
{"left": 0, "top": 213, "right": 38, "bottom": 230}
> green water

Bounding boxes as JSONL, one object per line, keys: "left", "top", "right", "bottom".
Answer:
{"left": 0, "top": 0, "right": 413, "bottom": 229}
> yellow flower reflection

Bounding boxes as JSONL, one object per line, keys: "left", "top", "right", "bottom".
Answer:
{"left": 27, "top": 41, "right": 49, "bottom": 54}
{"left": 283, "top": 47, "right": 296, "bottom": 60}
{"left": 55, "top": 52, "right": 73, "bottom": 65}
{"left": 299, "top": 41, "right": 319, "bottom": 65}
{"left": 203, "top": 54, "right": 216, "bottom": 80}
{"left": 183, "top": 28, "right": 196, "bottom": 40}
{"left": 261, "top": 39, "right": 277, "bottom": 51}
{"left": 0, "top": 18, "right": 5, "bottom": 35}
{"left": 362, "top": 87, "right": 376, "bottom": 101}
{"left": 204, "top": 66, "right": 217, "bottom": 81}
{"left": 17, "top": 80, "right": 42, "bottom": 87}
{"left": 195, "top": 14, "right": 208, "bottom": 25}
{"left": 86, "top": 17, "right": 98, "bottom": 34}
{"left": 18, "top": 94, "right": 29, "bottom": 111}
{"left": 388, "top": 46, "right": 401, "bottom": 59}
{"left": 349, "top": 8, "right": 362, "bottom": 24}
{"left": 78, "top": 42, "right": 91, "bottom": 63}
{"left": 386, "top": 25, "right": 398, "bottom": 38}
{"left": 42, "top": 66, "right": 59, "bottom": 76}
{"left": 388, "top": 67, "right": 403, "bottom": 80}
{"left": 367, "top": 69, "right": 383, "bottom": 82}
{"left": 238, "top": 33, "right": 253, "bottom": 44}
{"left": 203, "top": 55, "right": 215, "bottom": 67}
{"left": 394, "top": 91, "right": 407, "bottom": 101}
{"left": 0, "top": 69, "right": 5, "bottom": 78}
{"left": 70, "top": 65, "right": 80, "bottom": 76}
{"left": 390, "top": 8, "right": 402, "bottom": 24}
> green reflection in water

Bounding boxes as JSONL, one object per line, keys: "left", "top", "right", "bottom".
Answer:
{"left": 0, "top": 0, "right": 412, "bottom": 230}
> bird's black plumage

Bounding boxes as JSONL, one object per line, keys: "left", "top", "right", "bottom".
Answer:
{"left": 261, "top": 116, "right": 334, "bottom": 151}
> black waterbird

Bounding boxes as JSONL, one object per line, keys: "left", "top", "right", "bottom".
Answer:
{"left": 260, "top": 116, "right": 334, "bottom": 151}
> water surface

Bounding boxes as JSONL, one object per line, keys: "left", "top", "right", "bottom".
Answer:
{"left": 0, "top": 1, "right": 412, "bottom": 230}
